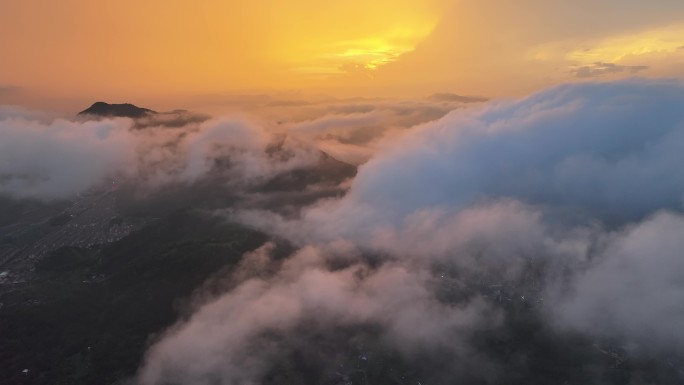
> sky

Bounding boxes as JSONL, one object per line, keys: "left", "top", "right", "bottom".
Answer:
{"left": 2, "top": 0, "right": 684, "bottom": 110}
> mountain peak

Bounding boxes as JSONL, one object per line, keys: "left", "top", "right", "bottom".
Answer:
{"left": 78, "top": 102, "right": 156, "bottom": 118}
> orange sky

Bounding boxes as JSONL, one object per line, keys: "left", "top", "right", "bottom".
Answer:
{"left": 2, "top": 0, "right": 684, "bottom": 111}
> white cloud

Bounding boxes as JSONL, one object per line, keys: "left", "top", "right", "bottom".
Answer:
{"left": 138, "top": 244, "right": 497, "bottom": 385}
{"left": 549, "top": 211, "right": 684, "bottom": 352}
{"left": 0, "top": 111, "right": 323, "bottom": 199}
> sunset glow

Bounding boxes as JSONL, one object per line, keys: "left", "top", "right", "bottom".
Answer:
{"left": 1, "top": 1, "right": 684, "bottom": 108}
{"left": 0, "top": 0, "right": 443, "bottom": 108}
{"left": 4, "top": 3, "right": 684, "bottom": 384}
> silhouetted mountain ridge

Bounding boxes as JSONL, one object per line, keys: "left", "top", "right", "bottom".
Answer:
{"left": 78, "top": 102, "right": 156, "bottom": 118}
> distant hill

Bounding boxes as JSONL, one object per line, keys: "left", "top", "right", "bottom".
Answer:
{"left": 427, "top": 93, "right": 488, "bottom": 103}
{"left": 78, "top": 102, "right": 156, "bottom": 118}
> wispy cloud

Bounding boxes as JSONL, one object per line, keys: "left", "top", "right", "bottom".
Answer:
{"left": 0, "top": 85, "right": 20, "bottom": 95}
{"left": 572, "top": 62, "right": 649, "bottom": 78}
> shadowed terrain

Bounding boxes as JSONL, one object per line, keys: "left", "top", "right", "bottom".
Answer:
{"left": 79, "top": 102, "right": 156, "bottom": 118}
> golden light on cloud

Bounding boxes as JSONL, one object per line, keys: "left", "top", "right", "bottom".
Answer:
{"left": 528, "top": 25, "right": 684, "bottom": 67}
{"left": 523, "top": 22, "right": 684, "bottom": 82}
{"left": 287, "top": 38, "right": 421, "bottom": 77}
{"left": 276, "top": 17, "right": 439, "bottom": 79}
{"left": 329, "top": 25, "right": 437, "bottom": 72}
{"left": 336, "top": 45, "right": 402, "bottom": 70}
{"left": 567, "top": 24, "right": 684, "bottom": 64}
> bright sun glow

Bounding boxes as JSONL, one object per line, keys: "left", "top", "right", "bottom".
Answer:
{"left": 330, "top": 28, "right": 434, "bottom": 73}
{"left": 336, "top": 47, "right": 402, "bottom": 70}
{"left": 285, "top": 24, "right": 438, "bottom": 78}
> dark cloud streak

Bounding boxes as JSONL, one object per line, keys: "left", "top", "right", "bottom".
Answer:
{"left": 573, "top": 62, "right": 650, "bottom": 78}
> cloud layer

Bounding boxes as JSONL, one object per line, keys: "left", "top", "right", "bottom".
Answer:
{"left": 4, "top": 79, "right": 684, "bottom": 383}
{"left": 0, "top": 112, "right": 323, "bottom": 200}
{"left": 137, "top": 79, "right": 684, "bottom": 384}
{"left": 550, "top": 211, "right": 684, "bottom": 351}
{"left": 139, "top": 244, "right": 497, "bottom": 385}
{"left": 239, "top": 79, "right": 684, "bottom": 245}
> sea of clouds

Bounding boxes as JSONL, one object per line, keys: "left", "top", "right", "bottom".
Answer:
{"left": 2, "top": 79, "right": 684, "bottom": 384}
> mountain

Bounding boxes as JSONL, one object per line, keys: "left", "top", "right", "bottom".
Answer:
{"left": 78, "top": 102, "right": 156, "bottom": 118}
